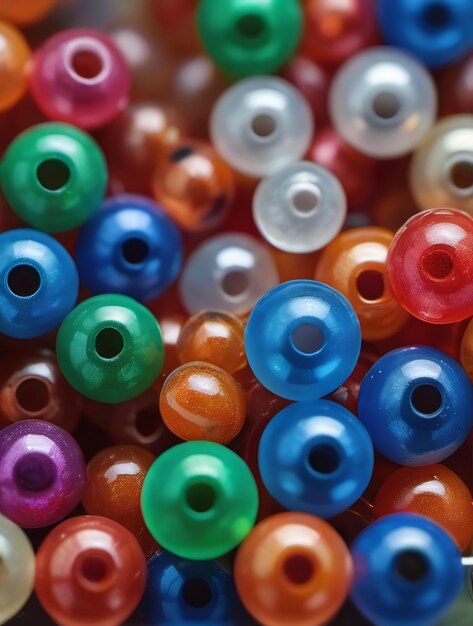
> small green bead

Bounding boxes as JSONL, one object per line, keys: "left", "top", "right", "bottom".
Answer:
{"left": 197, "top": 0, "right": 302, "bottom": 78}
{"left": 141, "top": 441, "right": 259, "bottom": 560}
{"left": 56, "top": 294, "right": 164, "bottom": 403}
{"left": 0, "top": 122, "right": 107, "bottom": 233}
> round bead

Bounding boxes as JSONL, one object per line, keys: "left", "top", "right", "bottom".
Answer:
{"left": 179, "top": 233, "right": 279, "bottom": 316}
{"left": 197, "top": 0, "right": 302, "bottom": 78}
{"left": 35, "top": 516, "right": 147, "bottom": 626}
{"left": 253, "top": 162, "right": 346, "bottom": 253}
{"left": 439, "top": 52, "right": 473, "bottom": 116}
{"left": 461, "top": 319, "right": 473, "bottom": 383}
{"left": 0, "top": 420, "right": 86, "bottom": 528}
{"left": 358, "top": 346, "right": 473, "bottom": 465}
{"left": 0, "top": 22, "right": 30, "bottom": 112}
{"left": 0, "top": 229, "right": 78, "bottom": 339}
{"left": 210, "top": 76, "right": 313, "bottom": 178}
{"left": 141, "top": 441, "right": 258, "bottom": 560}
{"left": 387, "top": 208, "right": 473, "bottom": 324}
{"left": 0, "top": 0, "right": 55, "bottom": 24}
{"left": 259, "top": 400, "right": 374, "bottom": 518}
{"left": 235, "top": 512, "right": 353, "bottom": 626}
{"left": 76, "top": 194, "right": 183, "bottom": 302}
{"left": 330, "top": 47, "right": 437, "bottom": 159}
{"left": 56, "top": 294, "right": 164, "bottom": 403}
{"left": 30, "top": 28, "right": 131, "bottom": 130}
{"left": 280, "top": 56, "right": 330, "bottom": 126}
{"left": 1, "top": 123, "right": 107, "bottom": 233}
{"left": 244, "top": 280, "right": 361, "bottom": 401}
{"left": 351, "top": 513, "right": 463, "bottom": 626}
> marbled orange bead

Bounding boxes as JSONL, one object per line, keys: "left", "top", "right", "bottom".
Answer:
{"left": 461, "top": 319, "right": 473, "bottom": 384}
{"left": 0, "top": 22, "right": 30, "bottom": 113}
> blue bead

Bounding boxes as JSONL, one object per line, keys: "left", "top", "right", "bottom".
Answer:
{"left": 244, "top": 280, "right": 361, "bottom": 401}
{"left": 76, "top": 194, "right": 183, "bottom": 302}
{"left": 136, "top": 550, "right": 247, "bottom": 626}
{"left": 378, "top": 0, "right": 473, "bottom": 68}
{"left": 351, "top": 513, "right": 463, "bottom": 626}
{"left": 358, "top": 346, "right": 473, "bottom": 465}
{"left": 258, "top": 399, "right": 374, "bottom": 518}
{"left": 0, "top": 228, "right": 78, "bottom": 339}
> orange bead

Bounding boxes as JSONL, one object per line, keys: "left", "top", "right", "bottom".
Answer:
{"left": 461, "top": 319, "right": 473, "bottom": 383}
{"left": 0, "top": 22, "right": 30, "bottom": 113}
{"left": 315, "top": 226, "right": 410, "bottom": 340}
{"left": 82, "top": 445, "right": 157, "bottom": 557}
{"left": 0, "top": 0, "right": 55, "bottom": 24}
{"left": 235, "top": 512, "right": 353, "bottom": 626}
{"left": 159, "top": 362, "right": 246, "bottom": 444}
{"left": 271, "top": 247, "right": 320, "bottom": 282}
{"left": 374, "top": 464, "right": 473, "bottom": 551}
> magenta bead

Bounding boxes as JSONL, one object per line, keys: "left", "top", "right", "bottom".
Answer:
{"left": 30, "top": 29, "right": 131, "bottom": 130}
{"left": 0, "top": 420, "right": 86, "bottom": 528}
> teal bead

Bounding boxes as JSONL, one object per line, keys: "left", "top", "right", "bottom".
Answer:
{"left": 141, "top": 441, "right": 259, "bottom": 560}
{"left": 1, "top": 123, "right": 107, "bottom": 233}
{"left": 56, "top": 294, "right": 164, "bottom": 403}
{"left": 197, "top": 0, "right": 302, "bottom": 78}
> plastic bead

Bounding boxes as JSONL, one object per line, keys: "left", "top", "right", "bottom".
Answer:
{"left": 210, "top": 76, "right": 313, "bottom": 179}
{"left": 151, "top": 141, "right": 235, "bottom": 232}
{"left": 234, "top": 512, "right": 353, "bottom": 626}
{"left": 244, "top": 280, "right": 361, "bottom": 401}
{"left": 0, "top": 229, "right": 78, "bottom": 339}
{"left": 0, "top": 0, "right": 55, "bottom": 24}
{"left": 387, "top": 208, "right": 473, "bottom": 324}
{"left": 258, "top": 400, "right": 374, "bottom": 518}
{"left": 315, "top": 226, "right": 410, "bottom": 340}
{"left": 374, "top": 464, "right": 473, "bottom": 551}
{"left": 35, "top": 516, "right": 147, "bottom": 626}
{"left": 0, "top": 514, "right": 35, "bottom": 623}
{"left": 439, "top": 52, "right": 473, "bottom": 116}
{"left": 351, "top": 513, "right": 463, "bottom": 626}
{"left": 76, "top": 195, "right": 183, "bottom": 302}
{"left": 358, "top": 346, "right": 473, "bottom": 465}
{"left": 1, "top": 123, "right": 107, "bottom": 233}
{"left": 141, "top": 441, "right": 258, "bottom": 560}
{"left": 179, "top": 233, "right": 279, "bottom": 316}
{"left": 30, "top": 29, "right": 131, "bottom": 130}
{"left": 0, "top": 420, "right": 86, "bottom": 528}
{"left": 253, "top": 162, "right": 346, "bottom": 254}
{"left": 378, "top": 0, "right": 473, "bottom": 68}
{"left": 461, "top": 319, "right": 473, "bottom": 383}
{"left": 197, "top": 0, "right": 302, "bottom": 78}
{"left": 56, "top": 294, "right": 164, "bottom": 403}
{"left": 330, "top": 47, "right": 437, "bottom": 159}
{"left": 150, "top": 0, "right": 201, "bottom": 56}
{"left": 280, "top": 56, "right": 330, "bottom": 125}
{"left": 0, "top": 22, "right": 30, "bottom": 113}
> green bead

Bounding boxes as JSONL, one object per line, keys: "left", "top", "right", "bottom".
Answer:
{"left": 141, "top": 441, "right": 259, "bottom": 560}
{"left": 197, "top": 0, "right": 302, "bottom": 78}
{"left": 0, "top": 122, "right": 107, "bottom": 233}
{"left": 56, "top": 294, "right": 164, "bottom": 403}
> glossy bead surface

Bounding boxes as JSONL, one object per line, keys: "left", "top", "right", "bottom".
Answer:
{"left": 374, "top": 464, "right": 473, "bottom": 551}
{"left": 35, "top": 515, "right": 147, "bottom": 626}
{"left": 351, "top": 513, "right": 463, "bottom": 626}
{"left": 245, "top": 280, "right": 361, "bottom": 401}
{"left": 387, "top": 209, "right": 473, "bottom": 323}
{"left": 253, "top": 162, "right": 346, "bottom": 253}
{"left": 358, "top": 346, "right": 473, "bottom": 465}
{"left": 1, "top": 123, "right": 107, "bottom": 233}
{"left": 0, "top": 420, "right": 86, "bottom": 528}
{"left": 461, "top": 319, "right": 473, "bottom": 383}
{"left": 141, "top": 441, "right": 258, "bottom": 560}
{"left": 30, "top": 29, "right": 131, "bottom": 130}
{"left": 235, "top": 512, "right": 353, "bottom": 626}
{"left": 210, "top": 76, "right": 313, "bottom": 178}
{"left": 0, "top": 0, "right": 55, "bottom": 24}
{"left": 259, "top": 400, "right": 374, "bottom": 518}
{"left": 0, "top": 229, "right": 78, "bottom": 339}
{"left": 330, "top": 47, "right": 437, "bottom": 159}
{"left": 56, "top": 295, "right": 164, "bottom": 403}
{"left": 315, "top": 226, "right": 410, "bottom": 340}
{"left": 179, "top": 233, "right": 279, "bottom": 316}
{"left": 76, "top": 195, "right": 183, "bottom": 302}
{"left": 0, "top": 22, "right": 30, "bottom": 113}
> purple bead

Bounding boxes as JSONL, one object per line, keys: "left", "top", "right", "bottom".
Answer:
{"left": 0, "top": 420, "right": 86, "bottom": 528}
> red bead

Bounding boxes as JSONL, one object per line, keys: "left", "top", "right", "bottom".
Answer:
{"left": 280, "top": 56, "right": 330, "bottom": 125}
{"left": 439, "top": 52, "right": 473, "bottom": 116}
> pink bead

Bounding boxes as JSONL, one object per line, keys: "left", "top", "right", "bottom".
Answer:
{"left": 30, "top": 29, "right": 131, "bottom": 130}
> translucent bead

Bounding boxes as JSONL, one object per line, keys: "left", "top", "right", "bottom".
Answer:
{"left": 330, "top": 47, "right": 437, "bottom": 159}
{"left": 210, "top": 76, "right": 313, "bottom": 178}
{"left": 179, "top": 233, "right": 279, "bottom": 316}
{"left": 0, "top": 22, "right": 30, "bottom": 113}
{"left": 253, "top": 162, "right": 346, "bottom": 253}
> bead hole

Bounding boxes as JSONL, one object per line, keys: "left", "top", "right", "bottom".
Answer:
{"left": 71, "top": 49, "right": 103, "bottom": 79}
{"left": 291, "top": 324, "right": 325, "bottom": 354}
{"left": 37, "top": 159, "right": 71, "bottom": 191}
{"left": 80, "top": 554, "right": 111, "bottom": 584}
{"left": 372, "top": 92, "right": 401, "bottom": 120}
{"left": 15, "top": 378, "right": 50, "bottom": 413}
{"left": 186, "top": 483, "right": 216, "bottom": 513}
{"left": 291, "top": 189, "right": 319, "bottom": 215}
{"left": 135, "top": 408, "right": 160, "bottom": 438}
{"left": 395, "top": 550, "right": 429, "bottom": 582}
{"left": 14, "top": 453, "right": 57, "bottom": 491}
{"left": 236, "top": 14, "right": 266, "bottom": 39}
{"left": 308, "top": 444, "right": 340, "bottom": 474}
{"left": 422, "top": 3, "right": 452, "bottom": 29}
{"left": 449, "top": 160, "right": 473, "bottom": 191}
{"left": 122, "top": 237, "right": 149, "bottom": 265}
{"left": 251, "top": 113, "right": 277, "bottom": 139}
{"left": 411, "top": 384, "right": 442, "bottom": 415}
{"left": 421, "top": 249, "right": 454, "bottom": 280}
{"left": 356, "top": 270, "right": 385, "bottom": 301}
{"left": 95, "top": 328, "right": 124, "bottom": 360}
{"left": 221, "top": 270, "right": 249, "bottom": 298}
{"left": 283, "top": 554, "right": 315, "bottom": 585}
{"left": 170, "top": 145, "right": 193, "bottom": 163}
{"left": 7, "top": 265, "right": 41, "bottom": 298}
{"left": 181, "top": 577, "right": 213, "bottom": 608}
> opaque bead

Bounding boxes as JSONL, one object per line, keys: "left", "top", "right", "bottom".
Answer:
{"left": 56, "top": 294, "right": 164, "bottom": 403}
{"left": 141, "top": 441, "right": 258, "bottom": 560}
{"left": 234, "top": 512, "right": 353, "bottom": 626}
{"left": 35, "top": 515, "right": 147, "bottom": 626}
{"left": 0, "top": 22, "right": 30, "bottom": 113}
{"left": 0, "top": 0, "right": 55, "bottom": 24}
{"left": 461, "top": 319, "right": 473, "bottom": 383}
{"left": 280, "top": 56, "right": 330, "bottom": 125}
